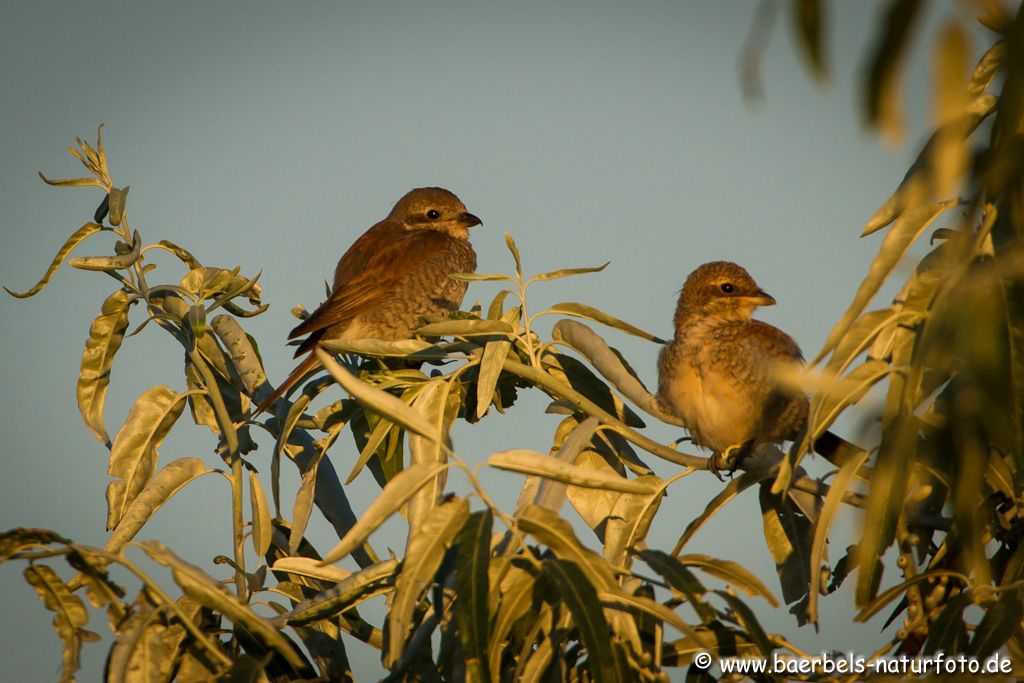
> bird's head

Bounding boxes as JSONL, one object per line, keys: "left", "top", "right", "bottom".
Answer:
{"left": 674, "top": 260, "right": 776, "bottom": 324}
{"left": 389, "top": 187, "right": 482, "bottom": 239}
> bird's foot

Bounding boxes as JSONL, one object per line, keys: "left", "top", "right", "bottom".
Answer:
{"left": 710, "top": 441, "right": 754, "bottom": 479}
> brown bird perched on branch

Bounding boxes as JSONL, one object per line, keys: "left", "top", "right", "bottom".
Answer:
{"left": 657, "top": 261, "right": 858, "bottom": 472}
{"left": 255, "top": 187, "right": 481, "bottom": 414}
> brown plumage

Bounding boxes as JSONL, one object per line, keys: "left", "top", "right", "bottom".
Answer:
{"left": 256, "top": 187, "right": 481, "bottom": 414}
{"left": 657, "top": 261, "right": 862, "bottom": 471}
{"left": 658, "top": 261, "right": 808, "bottom": 459}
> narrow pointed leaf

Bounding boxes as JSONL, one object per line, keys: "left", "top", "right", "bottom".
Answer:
{"left": 4, "top": 222, "right": 104, "bottom": 298}
{"left": 105, "top": 386, "right": 187, "bottom": 530}
{"left": 488, "top": 449, "right": 658, "bottom": 495}
{"left": 317, "top": 348, "right": 439, "bottom": 442}
{"left": 105, "top": 457, "right": 213, "bottom": 554}
{"left": 281, "top": 559, "right": 399, "bottom": 625}
{"left": 807, "top": 451, "right": 870, "bottom": 624}
{"left": 69, "top": 229, "right": 141, "bottom": 271}
{"left": 24, "top": 565, "right": 88, "bottom": 683}
{"left": 387, "top": 496, "right": 469, "bottom": 666}
{"left": 528, "top": 262, "right": 609, "bottom": 284}
{"left": 141, "top": 541, "right": 309, "bottom": 672}
{"left": 679, "top": 554, "right": 779, "bottom": 607}
{"left": 548, "top": 302, "right": 665, "bottom": 342}
{"left": 319, "top": 462, "right": 449, "bottom": 565}
{"left": 107, "top": 186, "right": 130, "bottom": 226}
{"left": 541, "top": 559, "right": 619, "bottom": 683}
{"left": 77, "top": 289, "right": 133, "bottom": 445}
{"left": 250, "top": 471, "right": 272, "bottom": 560}
{"left": 455, "top": 509, "right": 493, "bottom": 682}
{"left": 505, "top": 232, "right": 522, "bottom": 277}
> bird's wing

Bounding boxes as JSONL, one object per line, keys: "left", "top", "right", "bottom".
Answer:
{"left": 743, "top": 320, "right": 805, "bottom": 365}
{"left": 288, "top": 222, "right": 455, "bottom": 341}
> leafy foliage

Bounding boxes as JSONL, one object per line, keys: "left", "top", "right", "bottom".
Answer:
{"left": 5, "top": 2, "right": 1024, "bottom": 681}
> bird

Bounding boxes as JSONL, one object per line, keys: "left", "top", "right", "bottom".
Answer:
{"left": 657, "top": 261, "right": 860, "bottom": 473}
{"left": 255, "top": 187, "right": 481, "bottom": 415}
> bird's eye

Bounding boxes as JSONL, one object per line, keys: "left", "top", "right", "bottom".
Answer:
{"left": 720, "top": 283, "right": 734, "bottom": 294}
{"left": 427, "top": 209, "right": 441, "bottom": 219}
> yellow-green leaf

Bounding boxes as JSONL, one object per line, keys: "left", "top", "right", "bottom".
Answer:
{"left": 250, "top": 471, "right": 272, "bottom": 560}
{"left": 319, "top": 462, "right": 450, "bottom": 565}
{"left": 4, "top": 222, "right": 104, "bottom": 298}
{"left": 24, "top": 565, "right": 88, "bottom": 683}
{"left": 547, "top": 302, "right": 665, "bottom": 343}
{"left": 105, "top": 387, "right": 187, "bottom": 530}
{"left": 77, "top": 289, "right": 134, "bottom": 445}
{"left": 69, "top": 229, "right": 141, "bottom": 271}
{"left": 104, "top": 458, "right": 212, "bottom": 559}
{"left": 488, "top": 449, "right": 659, "bottom": 495}
{"left": 317, "top": 348, "right": 439, "bottom": 442}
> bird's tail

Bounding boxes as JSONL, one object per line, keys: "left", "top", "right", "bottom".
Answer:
{"left": 253, "top": 353, "right": 321, "bottom": 417}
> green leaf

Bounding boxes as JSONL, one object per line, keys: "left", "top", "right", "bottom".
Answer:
{"left": 387, "top": 496, "right": 469, "bottom": 667}
{"left": 106, "top": 597, "right": 179, "bottom": 683}
{"left": 816, "top": 197, "right": 953, "bottom": 363}
{"left": 505, "top": 232, "right": 523, "bottom": 277}
{"left": 527, "top": 262, "right": 609, "bottom": 284}
{"left": 406, "top": 378, "right": 454, "bottom": 533}
{"left": 37, "top": 172, "right": 103, "bottom": 188}
{"left": 271, "top": 557, "right": 351, "bottom": 584}
{"left": 77, "top": 289, "right": 134, "bottom": 445}
{"left": 107, "top": 186, "right": 130, "bottom": 226}
{"left": 541, "top": 559, "right": 621, "bottom": 683}
{"left": 967, "top": 40, "right": 1005, "bottom": 101}
{"left": 488, "top": 564, "right": 539, "bottom": 676}
{"left": 862, "top": 0, "right": 924, "bottom": 141}
{"left": 105, "top": 386, "right": 187, "bottom": 530}
{"left": 317, "top": 348, "right": 440, "bottom": 442}
{"left": 415, "top": 318, "right": 514, "bottom": 337}
{"left": 210, "top": 314, "right": 268, "bottom": 398}
{"left": 281, "top": 559, "right": 399, "bottom": 625}
{"left": 922, "top": 592, "right": 971, "bottom": 655}
{"left": 448, "top": 272, "right": 513, "bottom": 282}
{"left": 597, "top": 589, "right": 695, "bottom": 638}
{"left": 679, "top": 554, "right": 779, "bottom": 607}
{"left": 24, "top": 564, "right": 89, "bottom": 683}
{"left": 637, "top": 550, "right": 715, "bottom": 622}
{"left": 289, "top": 441, "right": 327, "bottom": 556}
{"left": 4, "top": 222, "right": 104, "bottom": 298}
{"left": 758, "top": 485, "right": 813, "bottom": 624}
{"left": 319, "top": 462, "right": 450, "bottom": 565}
{"left": 0, "top": 529, "right": 71, "bottom": 563}
{"left": 793, "top": 0, "right": 827, "bottom": 80}
{"left": 715, "top": 590, "right": 775, "bottom": 661}
{"left": 807, "top": 451, "right": 870, "bottom": 625}
{"left": 250, "top": 471, "right": 272, "bottom": 560}
{"left": 455, "top": 509, "right": 493, "bottom": 682}
{"left": 476, "top": 337, "right": 512, "bottom": 419}
{"left": 69, "top": 229, "right": 141, "bottom": 271}
{"left": 105, "top": 457, "right": 213, "bottom": 555}
{"left": 547, "top": 302, "right": 666, "bottom": 343}
{"left": 539, "top": 416, "right": 601, "bottom": 512}
{"left": 673, "top": 467, "right": 776, "bottom": 553}
{"left": 967, "top": 594, "right": 1023, "bottom": 658}
{"left": 141, "top": 541, "right": 310, "bottom": 672}
{"left": 488, "top": 449, "right": 659, "bottom": 495}
{"left": 320, "top": 337, "right": 447, "bottom": 360}
{"left": 551, "top": 319, "right": 668, "bottom": 419}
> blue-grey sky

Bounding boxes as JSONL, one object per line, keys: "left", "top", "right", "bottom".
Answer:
{"left": 1, "top": 1, "right": 962, "bottom": 680}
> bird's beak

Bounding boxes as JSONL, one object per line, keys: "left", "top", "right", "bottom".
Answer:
{"left": 747, "top": 289, "right": 776, "bottom": 307}
{"left": 460, "top": 212, "right": 483, "bottom": 228}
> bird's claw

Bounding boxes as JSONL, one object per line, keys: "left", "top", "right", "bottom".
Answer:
{"left": 710, "top": 443, "right": 749, "bottom": 480}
